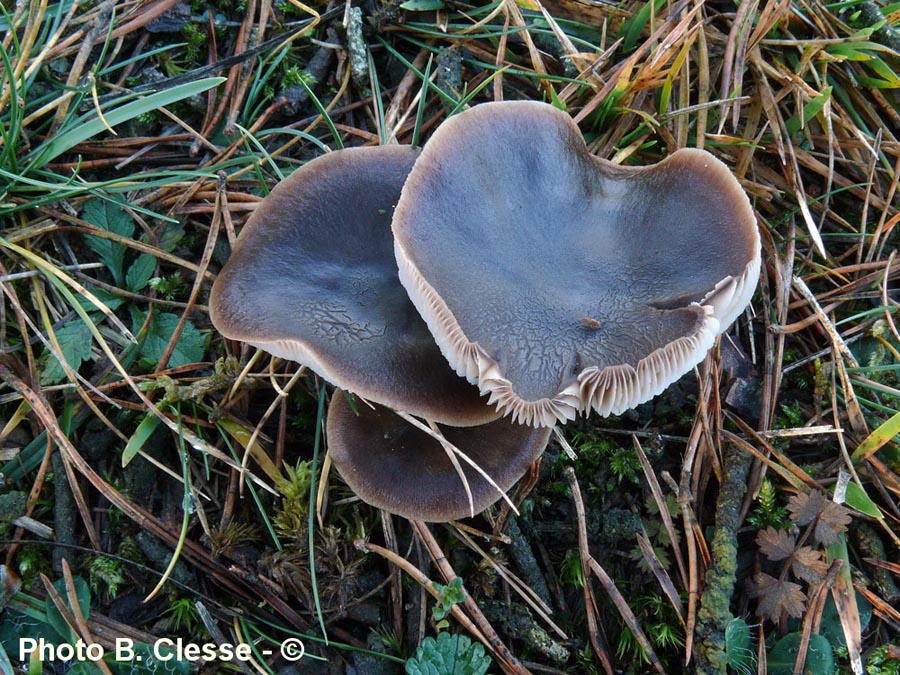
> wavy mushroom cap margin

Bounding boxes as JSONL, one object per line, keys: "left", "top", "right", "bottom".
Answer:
{"left": 392, "top": 101, "right": 761, "bottom": 427}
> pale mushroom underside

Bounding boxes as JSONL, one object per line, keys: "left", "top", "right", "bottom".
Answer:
{"left": 393, "top": 101, "right": 761, "bottom": 427}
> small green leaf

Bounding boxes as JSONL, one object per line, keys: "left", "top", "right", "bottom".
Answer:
{"left": 45, "top": 576, "right": 91, "bottom": 643}
{"left": 406, "top": 633, "right": 491, "bottom": 675}
{"left": 122, "top": 414, "right": 163, "bottom": 467}
{"left": 851, "top": 409, "right": 900, "bottom": 461}
{"left": 134, "top": 311, "right": 205, "bottom": 368}
{"left": 785, "top": 86, "right": 832, "bottom": 135}
{"left": 157, "top": 221, "right": 185, "bottom": 252}
{"left": 83, "top": 199, "right": 135, "bottom": 286}
{"left": 432, "top": 577, "right": 466, "bottom": 622}
{"left": 126, "top": 253, "right": 157, "bottom": 292}
{"left": 75, "top": 287, "right": 127, "bottom": 314}
{"left": 41, "top": 320, "right": 95, "bottom": 385}
{"left": 768, "top": 632, "right": 834, "bottom": 675}
{"left": 843, "top": 481, "right": 883, "bottom": 518}
{"left": 400, "top": 0, "right": 445, "bottom": 10}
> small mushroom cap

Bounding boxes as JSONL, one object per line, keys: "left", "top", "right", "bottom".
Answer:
{"left": 210, "top": 146, "right": 496, "bottom": 426}
{"left": 393, "top": 101, "right": 760, "bottom": 427}
{"left": 326, "top": 392, "right": 551, "bottom": 522}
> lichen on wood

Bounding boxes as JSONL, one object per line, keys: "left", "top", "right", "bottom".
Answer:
{"left": 694, "top": 442, "right": 752, "bottom": 674}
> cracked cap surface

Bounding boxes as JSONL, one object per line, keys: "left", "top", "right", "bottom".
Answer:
{"left": 210, "top": 145, "right": 496, "bottom": 426}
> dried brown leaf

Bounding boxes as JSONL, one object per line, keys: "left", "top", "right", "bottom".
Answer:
{"left": 787, "top": 490, "right": 828, "bottom": 525}
{"left": 749, "top": 572, "right": 807, "bottom": 620}
{"left": 815, "top": 502, "right": 852, "bottom": 546}
{"left": 791, "top": 546, "right": 829, "bottom": 584}
{"left": 757, "top": 526, "right": 796, "bottom": 561}
{"left": 786, "top": 491, "right": 851, "bottom": 546}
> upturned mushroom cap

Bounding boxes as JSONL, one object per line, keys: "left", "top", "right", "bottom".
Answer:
{"left": 326, "top": 392, "right": 551, "bottom": 522}
{"left": 392, "top": 101, "right": 761, "bottom": 427}
{"left": 210, "top": 145, "right": 496, "bottom": 426}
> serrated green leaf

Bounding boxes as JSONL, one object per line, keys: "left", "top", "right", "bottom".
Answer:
{"left": 126, "top": 253, "right": 157, "bottom": 292}
{"left": 83, "top": 199, "right": 135, "bottom": 286}
{"left": 432, "top": 577, "right": 466, "bottom": 622}
{"left": 400, "top": 0, "right": 445, "bottom": 10}
{"left": 406, "top": 633, "right": 491, "bottom": 675}
{"left": 134, "top": 311, "right": 205, "bottom": 368}
{"left": 45, "top": 576, "right": 90, "bottom": 643}
{"left": 41, "top": 320, "right": 95, "bottom": 385}
{"left": 768, "top": 632, "right": 834, "bottom": 675}
{"left": 122, "top": 414, "right": 163, "bottom": 467}
{"left": 75, "top": 287, "right": 127, "bottom": 314}
{"left": 843, "top": 481, "right": 883, "bottom": 518}
{"left": 157, "top": 221, "right": 185, "bottom": 252}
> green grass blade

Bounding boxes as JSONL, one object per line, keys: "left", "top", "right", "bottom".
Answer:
{"left": 143, "top": 408, "right": 193, "bottom": 602}
{"left": 122, "top": 413, "right": 163, "bottom": 467}
{"left": 296, "top": 77, "right": 344, "bottom": 149}
{"left": 236, "top": 124, "right": 285, "bottom": 181}
{"left": 308, "top": 381, "right": 328, "bottom": 643}
{"left": 217, "top": 425, "right": 282, "bottom": 551}
{"left": 851, "top": 409, "right": 900, "bottom": 461}
{"left": 29, "top": 77, "right": 225, "bottom": 166}
{"left": 411, "top": 55, "right": 433, "bottom": 148}
{"left": 368, "top": 48, "right": 387, "bottom": 145}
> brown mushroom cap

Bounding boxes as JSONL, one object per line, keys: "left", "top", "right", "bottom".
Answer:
{"left": 392, "top": 101, "right": 760, "bottom": 427}
{"left": 326, "top": 391, "right": 551, "bottom": 522}
{"left": 210, "top": 146, "right": 496, "bottom": 426}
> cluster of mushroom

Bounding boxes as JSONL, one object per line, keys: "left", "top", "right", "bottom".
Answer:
{"left": 210, "top": 101, "right": 760, "bottom": 522}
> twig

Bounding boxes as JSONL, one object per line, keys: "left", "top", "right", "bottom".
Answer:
{"left": 565, "top": 467, "right": 664, "bottom": 674}
{"left": 413, "top": 521, "right": 531, "bottom": 675}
